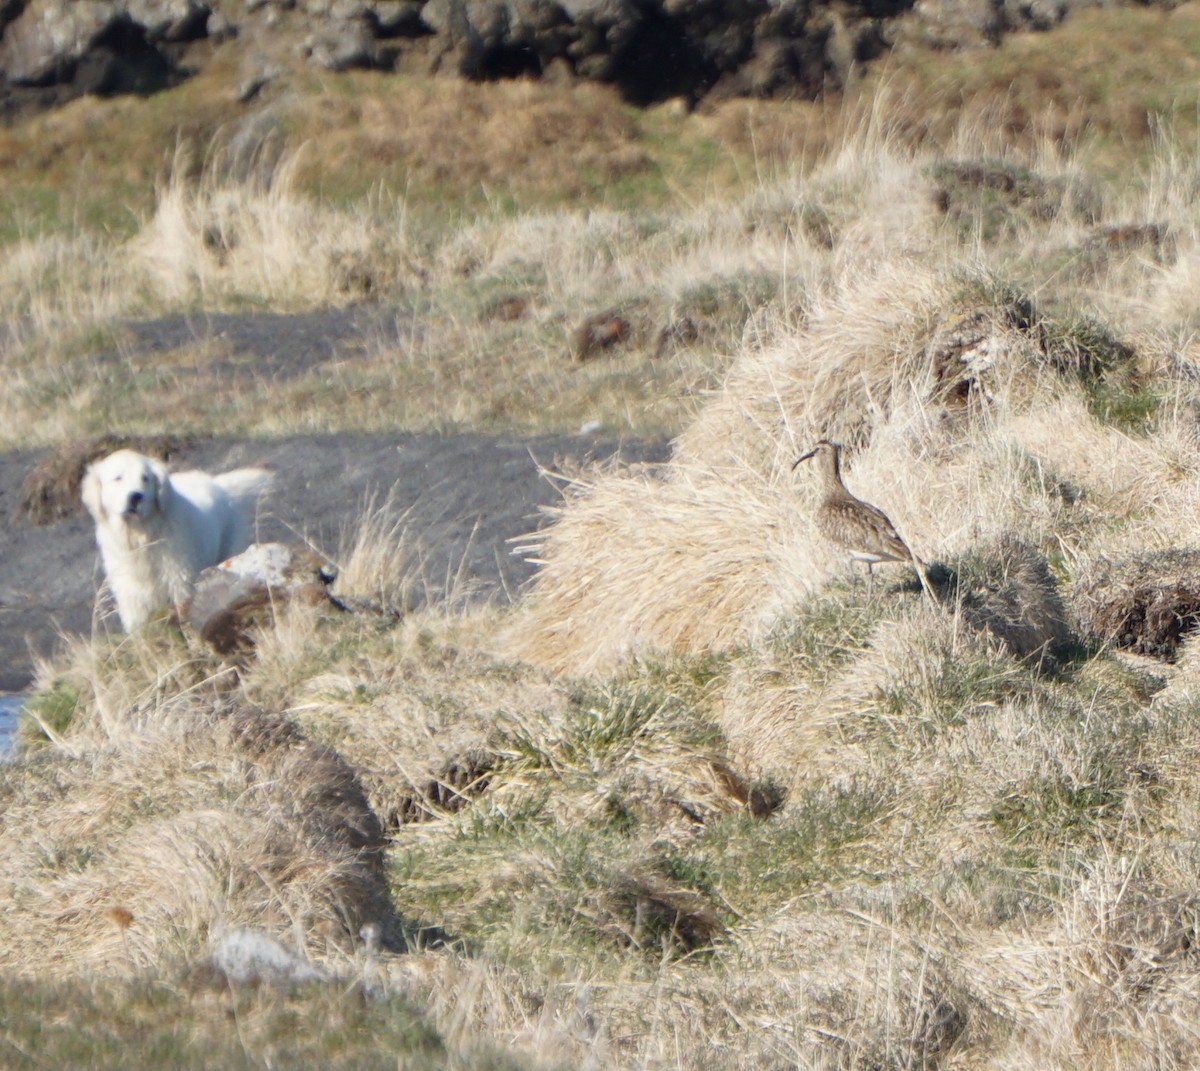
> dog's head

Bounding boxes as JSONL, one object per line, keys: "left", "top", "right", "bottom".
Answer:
{"left": 81, "top": 449, "right": 170, "bottom": 526}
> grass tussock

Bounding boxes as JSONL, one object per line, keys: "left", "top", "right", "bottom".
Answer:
{"left": 129, "top": 145, "right": 420, "bottom": 310}
{"left": 7, "top": 657, "right": 390, "bottom": 978}
{"left": 0, "top": 973, "right": 470, "bottom": 1071}
{"left": 1072, "top": 549, "right": 1200, "bottom": 661}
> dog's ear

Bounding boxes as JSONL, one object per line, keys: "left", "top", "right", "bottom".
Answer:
{"left": 80, "top": 465, "right": 105, "bottom": 522}
{"left": 149, "top": 457, "right": 171, "bottom": 514}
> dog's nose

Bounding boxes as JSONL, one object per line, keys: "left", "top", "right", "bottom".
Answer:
{"left": 127, "top": 491, "right": 144, "bottom": 511}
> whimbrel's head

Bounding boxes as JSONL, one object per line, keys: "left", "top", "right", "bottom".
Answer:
{"left": 792, "top": 439, "right": 848, "bottom": 492}
{"left": 792, "top": 439, "right": 842, "bottom": 474}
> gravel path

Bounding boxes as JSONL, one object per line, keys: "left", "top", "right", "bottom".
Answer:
{"left": 1, "top": 310, "right": 669, "bottom": 692}
{"left": 0, "top": 430, "right": 667, "bottom": 692}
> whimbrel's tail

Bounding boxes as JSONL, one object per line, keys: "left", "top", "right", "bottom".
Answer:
{"left": 907, "top": 549, "right": 941, "bottom": 601}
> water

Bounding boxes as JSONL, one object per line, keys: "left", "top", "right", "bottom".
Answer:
{"left": 0, "top": 695, "right": 23, "bottom": 757}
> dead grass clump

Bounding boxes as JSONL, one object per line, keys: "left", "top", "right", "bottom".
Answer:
{"left": 1071, "top": 549, "right": 1200, "bottom": 661}
{"left": 1037, "top": 313, "right": 1137, "bottom": 381}
{"left": 227, "top": 705, "right": 385, "bottom": 866}
{"left": 327, "top": 493, "right": 453, "bottom": 617}
{"left": 385, "top": 747, "right": 499, "bottom": 828}
{"left": 715, "top": 588, "right": 884, "bottom": 773}
{"left": 571, "top": 309, "right": 633, "bottom": 362}
{"left": 718, "top": 659, "right": 832, "bottom": 775}
{"left": 825, "top": 605, "right": 1030, "bottom": 744}
{"left": 926, "top": 302, "right": 1035, "bottom": 412}
{"left": 503, "top": 463, "right": 816, "bottom": 676}
{"left": 0, "top": 695, "right": 393, "bottom": 979}
{"left": 281, "top": 615, "right": 572, "bottom": 836}
{"left": 673, "top": 262, "right": 1051, "bottom": 475}
{"left": 929, "top": 157, "right": 1099, "bottom": 241}
{"left": 595, "top": 871, "right": 725, "bottom": 954}
{"left": 128, "top": 146, "right": 416, "bottom": 309}
{"left": 741, "top": 913, "right": 973, "bottom": 1070}
{"left": 505, "top": 261, "right": 1106, "bottom": 680}
{"left": 504, "top": 261, "right": 1082, "bottom": 679}
{"left": 977, "top": 867, "right": 1200, "bottom": 1063}
{"left": 314, "top": 77, "right": 654, "bottom": 204}
{"left": 954, "top": 534, "right": 1076, "bottom": 666}
{"left": 18, "top": 432, "right": 186, "bottom": 524}
{"left": 1084, "top": 221, "right": 1174, "bottom": 262}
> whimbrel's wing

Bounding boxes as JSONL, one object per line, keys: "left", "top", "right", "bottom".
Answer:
{"left": 818, "top": 496, "right": 919, "bottom": 564}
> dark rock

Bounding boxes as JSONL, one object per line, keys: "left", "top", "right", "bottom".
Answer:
{"left": 125, "top": 0, "right": 212, "bottom": 42}
{"left": 304, "top": 15, "right": 383, "bottom": 69}
{"left": 0, "top": 1, "right": 180, "bottom": 97}
{"left": 423, "top": 0, "right": 570, "bottom": 78}
{"left": 572, "top": 310, "right": 633, "bottom": 361}
{"left": 0, "top": 0, "right": 23, "bottom": 38}
{"left": 0, "top": 0, "right": 1102, "bottom": 116}
{"left": 707, "top": 32, "right": 828, "bottom": 99}
{"left": 1000, "top": 0, "right": 1068, "bottom": 33}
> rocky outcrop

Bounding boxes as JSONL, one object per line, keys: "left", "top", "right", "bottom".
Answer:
{"left": 185, "top": 542, "right": 338, "bottom": 655}
{"left": 0, "top": 0, "right": 1105, "bottom": 117}
{"left": 0, "top": 1, "right": 176, "bottom": 112}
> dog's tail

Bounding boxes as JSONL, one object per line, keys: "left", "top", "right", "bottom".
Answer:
{"left": 216, "top": 467, "right": 275, "bottom": 514}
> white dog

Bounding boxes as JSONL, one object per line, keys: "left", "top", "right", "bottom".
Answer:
{"left": 81, "top": 449, "right": 274, "bottom": 630}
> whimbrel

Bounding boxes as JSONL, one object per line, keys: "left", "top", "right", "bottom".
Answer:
{"left": 793, "top": 439, "right": 935, "bottom": 597}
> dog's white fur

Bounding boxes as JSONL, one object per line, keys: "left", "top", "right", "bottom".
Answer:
{"left": 81, "top": 449, "right": 274, "bottom": 630}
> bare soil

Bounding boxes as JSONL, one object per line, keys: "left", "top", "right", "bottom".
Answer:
{"left": 0, "top": 308, "right": 669, "bottom": 693}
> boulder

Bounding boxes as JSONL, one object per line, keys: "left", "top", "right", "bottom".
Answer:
{"left": 0, "top": 0, "right": 180, "bottom": 101}
{"left": 422, "top": 0, "right": 574, "bottom": 77}
{"left": 367, "top": 0, "right": 429, "bottom": 36}
{"left": 185, "top": 542, "right": 337, "bottom": 655}
{"left": 894, "top": 0, "right": 1001, "bottom": 48}
{"left": 124, "top": 0, "right": 211, "bottom": 41}
{"left": 1, "top": 0, "right": 125, "bottom": 85}
{"left": 304, "top": 15, "right": 383, "bottom": 69}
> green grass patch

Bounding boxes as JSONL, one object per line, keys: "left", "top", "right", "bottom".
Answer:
{"left": 390, "top": 818, "right": 726, "bottom": 966}
{"left": 683, "top": 775, "right": 895, "bottom": 908}
{"left": 767, "top": 585, "right": 885, "bottom": 683}
{"left": 0, "top": 973, "right": 526, "bottom": 1071}
{"left": 19, "top": 677, "right": 82, "bottom": 748}
{"left": 989, "top": 756, "right": 1129, "bottom": 849}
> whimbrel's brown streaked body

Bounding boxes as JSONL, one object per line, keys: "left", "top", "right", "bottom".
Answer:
{"left": 793, "top": 439, "right": 934, "bottom": 597}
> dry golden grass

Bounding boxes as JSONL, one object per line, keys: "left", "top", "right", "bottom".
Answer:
{"left": 5, "top": 658, "right": 388, "bottom": 978}
{"left": 289, "top": 75, "right": 659, "bottom": 208}
{"left": 17, "top": 17, "right": 1200, "bottom": 1066}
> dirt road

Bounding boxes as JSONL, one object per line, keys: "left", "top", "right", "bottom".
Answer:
{"left": 0, "top": 430, "right": 667, "bottom": 692}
